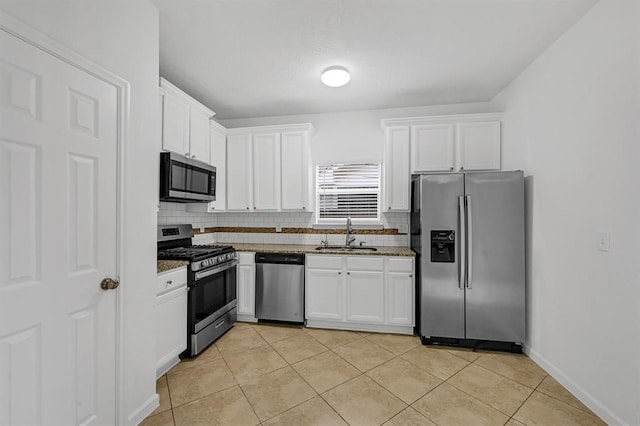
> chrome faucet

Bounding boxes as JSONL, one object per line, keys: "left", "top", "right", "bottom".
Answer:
{"left": 345, "top": 216, "right": 356, "bottom": 247}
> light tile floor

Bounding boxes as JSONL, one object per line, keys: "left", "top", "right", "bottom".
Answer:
{"left": 142, "top": 322, "right": 605, "bottom": 426}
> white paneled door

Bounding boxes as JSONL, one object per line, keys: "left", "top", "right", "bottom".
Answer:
{"left": 0, "top": 27, "right": 118, "bottom": 425}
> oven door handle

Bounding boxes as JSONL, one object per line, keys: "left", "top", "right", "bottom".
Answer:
{"left": 194, "top": 259, "right": 239, "bottom": 281}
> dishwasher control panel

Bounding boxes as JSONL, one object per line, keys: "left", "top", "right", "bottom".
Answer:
{"left": 255, "top": 253, "right": 305, "bottom": 265}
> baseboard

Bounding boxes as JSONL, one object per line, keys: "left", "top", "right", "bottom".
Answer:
{"left": 524, "top": 344, "right": 626, "bottom": 425}
{"left": 237, "top": 315, "right": 258, "bottom": 323}
{"left": 127, "top": 393, "right": 159, "bottom": 426}
{"left": 305, "top": 319, "right": 414, "bottom": 335}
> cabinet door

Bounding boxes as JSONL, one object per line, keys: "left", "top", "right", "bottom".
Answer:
{"left": 346, "top": 270, "right": 384, "bottom": 323}
{"left": 189, "top": 107, "right": 211, "bottom": 162}
{"left": 384, "top": 126, "right": 410, "bottom": 211}
{"left": 237, "top": 263, "right": 255, "bottom": 316}
{"left": 209, "top": 127, "right": 226, "bottom": 211}
{"left": 457, "top": 121, "right": 501, "bottom": 171}
{"left": 226, "top": 134, "right": 252, "bottom": 211}
{"left": 253, "top": 132, "right": 281, "bottom": 210}
{"left": 306, "top": 269, "right": 343, "bottom": 320}
{"left": 281, "top": 131, "right": 310, "bottom": 211}
{"left": 387, "top": 272, "right": 414, "bottom": 325}
{"left": 155, "top": 287, "right": 187, "bottom": 374}
{"left": 411, "top": 124, "right": 455, "bottom": 172}
{"left": 162, "top": 93, "right": 190, "bottom": 155}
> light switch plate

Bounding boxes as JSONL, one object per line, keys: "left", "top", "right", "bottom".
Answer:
{"left": 596, "top": 231, "right": 610, "bottom": 252}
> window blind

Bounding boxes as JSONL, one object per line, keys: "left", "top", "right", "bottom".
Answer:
{"left": 316, "top": 163, "right": 381, "bottom": 221}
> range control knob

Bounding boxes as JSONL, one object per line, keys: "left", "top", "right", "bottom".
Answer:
{"left": 200, "top": 261, "right": 207, "bottom": 268}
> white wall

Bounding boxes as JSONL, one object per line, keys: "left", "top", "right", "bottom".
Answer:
{"left": 0, "top": 1, "right": 161, "bottom": 424}
{"left": 490, "top": 0, "right": 640, "bottom": 424}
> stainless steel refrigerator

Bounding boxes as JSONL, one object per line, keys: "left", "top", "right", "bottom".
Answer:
{"left": 410, "top": 171, "right": 525, "bottom": 352}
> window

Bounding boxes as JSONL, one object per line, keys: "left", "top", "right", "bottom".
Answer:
{"left": 316, "top": 163, "right": 381, "bottom": 224}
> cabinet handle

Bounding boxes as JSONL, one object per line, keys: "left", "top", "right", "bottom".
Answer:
{"left": 246, "top": 207, "right": 250, "bottom": 210}
{"left": 254, "top": 206, "right": 256, "bottom": 210}
{"left": 450, "top": 167, "right": 454, "bottom": 171}
{"left": 338, "top": 272, "right": 342, "bottom": 275}
{"left": 347, "top": 272, "right": 350, "bottom": 275}
{"left": 409, "top": 274, "right": 413, "bottom": 278}
{"left": 460, "top": 167, "right": 464, "bottom": 170}
{"left": 166, "top": 280, "right": 173, "bottom": 285}
{"left": 388, "top": 206, "right": 391, "bottom": 210}
{"left": 302, "top": 206, "right": 306, "bottom": 210}
{"left": 210, "top": 206, "right": 215, "bottom": 210}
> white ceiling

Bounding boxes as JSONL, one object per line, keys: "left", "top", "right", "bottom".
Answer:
{"left": 152, "top": 0, "right": 598, "bottom": 120}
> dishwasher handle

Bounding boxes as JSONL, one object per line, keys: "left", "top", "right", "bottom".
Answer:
{"left": 255, "top": 252, "right": 305, "bottom": 265}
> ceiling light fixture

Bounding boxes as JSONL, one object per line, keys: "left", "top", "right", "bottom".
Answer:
{"left": 321, "top": 66, "right": 350, "bottom": 87}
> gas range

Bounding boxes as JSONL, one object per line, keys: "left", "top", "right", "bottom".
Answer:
{"left": 157, "top": 224, "right": 238, "bottom": 357}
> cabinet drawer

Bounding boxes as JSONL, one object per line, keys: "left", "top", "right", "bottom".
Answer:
{"left": 346, "top": 256, "right": 384, "bottom": 271}
{"left": 156, "top": 267, "right": 187, "bottom": 295}
{"left": 306, "top": 255, "right": 343, "bottom": 270}
{"left": 238, "top": 252, "right": 256, "bottom": 265}
{"left": 388, "top": 257, "right": 413, "bottom": 272}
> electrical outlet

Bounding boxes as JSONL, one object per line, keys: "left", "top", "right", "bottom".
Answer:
{"left": 596, "top": 231, "right": 610, "bottom": 252}
{"left": 275, "top": 225, "right": 282, "bottom": 233}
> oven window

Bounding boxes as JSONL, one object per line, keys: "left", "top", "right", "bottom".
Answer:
{"left": 193, "top": 266, "right": 236, "bottom": 321}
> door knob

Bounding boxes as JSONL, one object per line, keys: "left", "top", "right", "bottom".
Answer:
{"left": 100, "top": 278, "right": 119, "bottom": 290}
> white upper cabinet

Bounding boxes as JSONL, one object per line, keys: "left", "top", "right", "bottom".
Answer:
{"left": 226, "top": 133, "right": 253, "bottom": 211}
{"left": 457, "top": 121, "right": 501, "bottom": 171}
{"left": 161, "top": 91, "right": 190, "bottom": 155}
{"left": 383, "top": 126, "right": 411, "bottom": 211}
{"left": 188, "top": 107, "right": 211, "bottom": 163}
{"left": 186, "top": 121, "right": 227, "bottom": 214}
{"left": 225, "top": 123, "right": 313, "bottom": 212}
{"left": 382, "top": 113, "right": 502, "bottom": 179}
{"left": 209, "top": 122, "right": 227, "bottom": 211}
{"left": 411, "top": 124, "right": 456, "bottom": 172}
{"left": 281, "top": 130, "right": 311, "bottom": 211}
{"left": 160, "top": 78, "right": 215, "bottom": 162}
{"left": 252, "top": 132, "right": 281, "bottom": 211}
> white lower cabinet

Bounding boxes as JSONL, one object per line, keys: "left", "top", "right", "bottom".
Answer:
{"left": 346, "top": 270, "right": 385, "bottom": 323}
{"left": 237, "top": 252, "right": 257, "bottom": 321}
{"left": 155, "top": 267, "right": 188, "bottom": 378}
{"left": 306, "top": 268, "right": 343, "bottom": 320}
{"left": 386, "top": 263, "right": 414, "bottom": 325}
{"left": 345, "top": 257, "right": 385, "bottom": 323}
{"left": 305, "top": 255, "right": 414, "bottom": 334}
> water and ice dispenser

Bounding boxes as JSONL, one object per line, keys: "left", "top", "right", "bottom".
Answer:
{"left": 430, "top": 230, "right": 455, "bottom": 263}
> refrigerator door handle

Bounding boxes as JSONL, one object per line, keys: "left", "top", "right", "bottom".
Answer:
{"left": 466, "top": 195, "right": 473, "bottom": 289}
{"left": 458, "top": 196, "right": 466, "bottom": 290}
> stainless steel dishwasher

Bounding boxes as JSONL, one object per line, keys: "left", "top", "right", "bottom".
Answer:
{"left": 255, "top": 253, "right": 305, "bottom": 323}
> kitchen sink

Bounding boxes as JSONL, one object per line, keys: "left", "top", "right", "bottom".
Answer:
{"left": 314, "top": 246, "right": 378, "bottom": 252}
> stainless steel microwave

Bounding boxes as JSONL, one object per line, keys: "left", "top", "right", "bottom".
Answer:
{"left": 159, "top": 152, "right": 216, "bottom": 202}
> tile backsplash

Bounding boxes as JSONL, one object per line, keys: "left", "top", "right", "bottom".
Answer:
{"left": 158, "top": 202, "right": 409, "bottom": 247}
